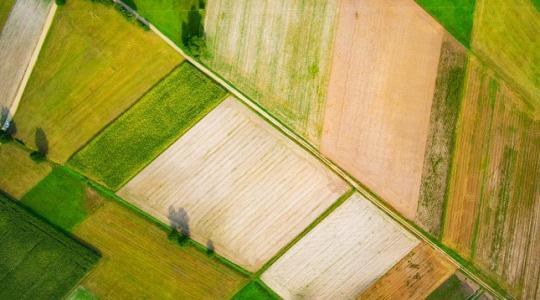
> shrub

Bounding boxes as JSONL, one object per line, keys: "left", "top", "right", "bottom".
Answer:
{"left": 0, "top": 129, "right": 12, "bottom": 143}
{"left": 30, "top": 150, "right": 46, "bottom": 162}
{"left": 55, "top": 0, "right": 66, "bottom": 6}
{"left": 186, "top": 35, "right": 208, "bottom": 59}
{"left": 168, "top": 229, "right": 189, "bottom": 246}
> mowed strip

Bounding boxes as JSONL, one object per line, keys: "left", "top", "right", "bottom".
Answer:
{"left": 119, "top": 97, "right": 349, "bottom": 272}
{"left": 12, "top": 0, "right": 181, "bottom": 162}
{"left": 69, "top": 62, "right": 226, "bottom": 190}
{"left": 261, "top": 192, "right": 419, "bottom": 299}
{"left": 443, "top": 57, "right": 540, "bottom": 299}
{"left": 75, "top": 201, "right": 247, "bottom": 300}
{"left": 0, "top": 0, "right": 52, "bottom": 115}
{"left": 320, "top": 0, "right": 444, "bottom": 219}
{"left": 357, "top": 243, "right": 456, "bottom": 299}
{"left": 0, "top": 142, "right": 52, "bottom": 198}
{"left": 0, "top": 193, "right": 99, "bottom": 299}
{"left": 204, "top": 0, "right": 339, "bottom": 144}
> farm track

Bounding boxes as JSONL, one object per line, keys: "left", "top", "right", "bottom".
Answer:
{"left": 114, "top": 2, "right": 508, "bottom": 298}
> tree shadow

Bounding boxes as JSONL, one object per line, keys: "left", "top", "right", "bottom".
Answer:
{"left": 181, "top": 5, "right": 203, "bottom": 46}
{"left": 206, "top": 240, "right": 214, "bottom": 255}
{"left": 35, "top": 128, "right": 48, "bottom": 156}
{"left": 122, "top": 0, "right": 137, "bottom": 11}
{"left": 0, "top": 107, "right": 16, "bottom": 139}
{"left": 167, "top": 206, "right": 190, "bottom": 237}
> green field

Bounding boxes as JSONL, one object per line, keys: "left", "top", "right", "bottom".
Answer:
{"left": 69, "top": 62, "right": 227, "bottom": 190}
{"left": 125, "top": 0, "right": 205, "bottom": 47}
{"left": 12, "top": 0, "right": 182, "bottom": 163}
{"left": 427, "top": 275, "right": 475, "bottom": 300}
{"left": 0, "top": 193, "right": 99, "bottom": 299}
{"left": 415, "top": 0, "right": 476, "bottom": 47}
{"left": 0, "top": 0, "right": 15, "bottom": 30}
{"left": 232, "top": 281, "right": 280, "bottom": 300}
{"left": 21, "top": 168, "right": 104, "bottom": 232}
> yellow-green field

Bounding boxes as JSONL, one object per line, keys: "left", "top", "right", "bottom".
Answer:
{"left": 12, "top": 0, "right": 182, "bottom": 162}
{"left": 0, "top": 0, "right": 15, "bottom": 31}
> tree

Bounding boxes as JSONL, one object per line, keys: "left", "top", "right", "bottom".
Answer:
{"left": 56, "top": 0, "right": 66, "bottom": 6}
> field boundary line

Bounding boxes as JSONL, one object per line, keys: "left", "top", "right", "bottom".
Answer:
{"left": 112, "top": 3, "right": 508, "bottom": 298}
{"left": 2, "top": 2, "right": 57, "bottom": 130}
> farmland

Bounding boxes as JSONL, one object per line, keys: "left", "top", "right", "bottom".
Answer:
{"left": 0, "top": 0, "right": 15, "bottom": 30}
{"left": 69, "top": 62, "right": 226, "bottom": 190}
{"left": 261, "top": 192, "right": 419, "bottom": 299}
{"left": 471, "top": 0, "right": 540, "bottom": 112}
{"left": 0, "top": 0, "right": 52, "bottom": 119}
{"left": 0, "top": 193, "right": 99, "bottom": 299}
{"left": 119, "top": 97, "right": 349, "bottom": 272}
{"left": 416, "top": 34, "right": 468, "bottom": 237}
{"left": 320, "top": 0, "right": 444, "bottom": 220}
{"left": 232, "top": 281, "right": 279, "bottom": 300}
{"left": 358, "top": 243, "right": 456, "bottom": 299}
{"left": 203, "top": 0, "right": 340, "bottom": 144}
{"left": 427, "top": 272, "right": 484, "bottom": 300}
{"left": 75, "top": 201, "right": 247, "bottom": 299}
{"left": 443, "top": 57, "right": 540, "bottom": 299}
{"left": 12, "top": 0, "right": 181, "bottom": 162}
{"left": 0, "top": 142, "right": 52, "bottom": 198}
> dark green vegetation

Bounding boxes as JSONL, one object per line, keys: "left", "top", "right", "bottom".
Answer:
{"left": 416, "top": 36, "right": 468, "bottom": 238}
{"left": 415, "top": 0, "right": 476, "bottom": 47}
{"left": 69, "top": 62, "right": 226, "bottom": 190}
{"left": 232, "top": 281, "right": 280, "bottom": 300}
{"left": 427, "top": 275, "right": 476, "bottom": 300}
{"left": 21, "top": 168, "right": 104, "bottom": 232}
{"left": 0, "top": 193, "right": 99, "bottom": 299}
{"left": 124, "top": 0, "right": 205, "bottom": 47}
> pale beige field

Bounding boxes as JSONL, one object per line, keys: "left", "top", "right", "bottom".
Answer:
{"left": 261, "top": 192, "right": 419, "bottom": 300}
{"left": 320, "top": 0, "right": 444, "bottom": 220}
{"left": 0, "top": 0, "right": 51, "bottom": 117}
{"left": 358, "top": 243, "right": 456, "bottom": 299}
{"left": 119, "top": 97, "right": 349, "bottom": 272}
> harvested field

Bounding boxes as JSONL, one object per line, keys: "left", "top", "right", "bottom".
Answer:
{"left": 75, "top": 201, "right": 247, "bottom": 300}
{"left": 320, "top": 0, "right": 444, "bottom": 219}
{"left": 443, "top": 57, "right": 540, "bottom": 299}
{"left": 357, "top": 243, "right": 456, "bottom": 299}
{"left": 203, "top": 0, "right": 340, "bottom": 144}
{"left": 119, "top": 97, "right": 349, "bottom": 272}
{"left": 416, "top": 34, "right": 468, "bottom": 237}
{"left": 0, "top": 0, "right": 52, "bottom": 118}
{"left": 21, "top": 168, "right": 104, "bottom": 232}
{"left": 0, "top": 142, "right": 52, "bottom": 198}
{"left": 261, "top": 192, "right": 419, "bottom": 300}
{"left": 0, "top": 0, "right": 16, "bottom": 30}
{"left": 69, "top": 62, "right": 226, "bottom": 190}
{"left": 471, "top": 0, "right": 540, "bottom": 112}
{"left": 12, "top": 0, "right": 181, "bottom": 162}
{"left": 0, "top": 193, "right": 99, "bottom": 299}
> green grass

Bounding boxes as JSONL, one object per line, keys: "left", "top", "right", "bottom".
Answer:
{"left": 0, "top": 0, "right": 15, "bottom": 30}
{"left": 21, "top": 167, "right": 104, "bottom": 232}
{"left": 69, "top": 62, "right": 227, "bottom": 190}
{"left": 232, "top": 281, "right": 280, "bottom": 300}
{"left": 415, "top": 0, "right": 476, "bottom": 47}
{"left": 67, "top": 286, "right": 99, "bottom": 300}
{"left": 427, "top": 275, "right": 471, "bottom": 300}
{"left": 0, "top": 193, "right": 99, "bottom": 299}
{"left": 125, "top": 0, "right": 205, "bottom": 47}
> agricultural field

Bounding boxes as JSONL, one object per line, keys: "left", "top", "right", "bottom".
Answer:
{"left": 12, "top": 0, "right": 181, "bottom": 162}
{"left": 358, "top": 243, "right": 456, "bottom": 299}
{"left": 261, "top": 192, "right": 419, "bottom": 299}
{"left": 0, "top": 142, "right": 52, "bottom": 198}
{"left": 427, "top": 272, "right": 486, "bottom": 300}
{"left": 203, "top": 0, "right": 340, "bottom": 144}
{"left": 119, "top": 97, "right": 349, "bottom": 272}
{"left": 69, "top": 62, "right": 226, "bottom": 190}
{"left": 232, "top": 280, "right": 279, "bottom": 300}
{"left": 471, "top": 0, "right": 540, "bottom": 112}
{"left": 0, "top": 0, "right": 16, "bottom": 31}
{"left": 0, "top": 193, "right": 99, "bottom": 299}
{"left": 0, "top": 0, "right": 52, "bottom": 120}
{"left": 320, "top": 0, "right": 444, "bottom": 220}
{"left": 75, "top": 201, "right": 247, "bottom": 299}
{"left": 416, "top": 34, "right": 468, "bottom": 237}
{"left": 443, "top": 57, "right": 540, "bottom": 299}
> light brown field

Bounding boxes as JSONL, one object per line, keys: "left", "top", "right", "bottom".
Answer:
{"left": 119, "top": 97, "right": 349, "bottom": 272}
{"left": 0, "top": 142, "right": 51, "bottom": 198}
{"left": 358, "top": 243, "right": 456, "bottom": 300}
{"left": 0, "top": 0, "right": 51, "bottom": 117}
{"left": 204, "top": 0, "right": 339, "bottom": 144}
{"left": 261, "top": 192, "right": 419, "bottom": 300}
{"left": 320, "top": 0, "right": 444, "bottom": 220}
{"left": 443, "top": 57, "right": 540, "bottom": 299}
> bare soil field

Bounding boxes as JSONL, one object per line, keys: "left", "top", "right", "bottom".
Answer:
{"left": 415, "top": 34, "right": 468, "bottom": 237}
{"left": 320, "top": 0, "right": 444, "bottom": 220}
{"left": 261, "top": 192, "right": 419, "bottom": 300}
{"left": 203, "top": 0, "right": 340, "bottom": 145}
{"left": 358, "top": 243, "right": 456, "bottom": 299}
{"left": 0, "top": 0, "right": 52, "bottom": 118}
{"left": 118, "top": 97, "right": 349, "bottom": 272}
{"left": 443, "top": 57, "right": 540, "bottom": 299}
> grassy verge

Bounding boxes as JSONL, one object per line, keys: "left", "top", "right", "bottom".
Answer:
{"left": 232, "top": 280, "right": 281, "bottom": 300}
